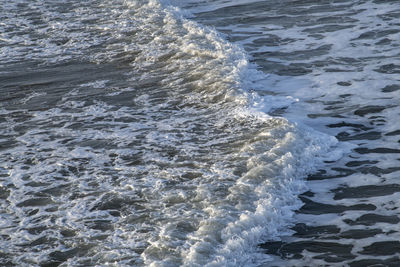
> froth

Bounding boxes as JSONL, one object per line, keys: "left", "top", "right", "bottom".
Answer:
{"left": 0, "top": 0, "right": 341, "bottom": 266}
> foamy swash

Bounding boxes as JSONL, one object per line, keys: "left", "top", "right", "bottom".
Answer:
{"left": 0, "top": 0, "right": 340, "bottom": 266}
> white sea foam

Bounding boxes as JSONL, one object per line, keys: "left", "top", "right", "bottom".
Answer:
{"left": 183, "top": 0, "right": 400, "bottom": 264}
{"left": 0, "top": 0, "right": 344, "bottom": 266}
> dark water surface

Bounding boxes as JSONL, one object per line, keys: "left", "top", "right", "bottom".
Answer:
{"left": 1, "top": 0, "right": 399, "bottom": 266}
{"left": 182, "top": 0, "right": 400, "bottom": 265}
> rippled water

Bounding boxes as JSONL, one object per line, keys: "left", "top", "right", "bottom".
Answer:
{"left": 179, "top": 0, "right": 400, "bottom": 265}
{"left": 0, "top": 0, "right": 399, "bottom": 266}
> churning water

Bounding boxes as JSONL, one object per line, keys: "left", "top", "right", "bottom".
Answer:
{"left": 0, "top": 0, "right": 399, "bottom": 266}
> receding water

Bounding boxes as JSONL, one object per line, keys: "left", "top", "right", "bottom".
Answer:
{"left": 180, "top": 0, "right": 400, "bottom": 265}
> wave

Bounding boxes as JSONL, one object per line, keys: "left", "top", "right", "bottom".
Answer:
{"left": 0, "top": 0, "right": 341, "bottom": 266}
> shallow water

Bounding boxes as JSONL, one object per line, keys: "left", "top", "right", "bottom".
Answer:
{"left": 0, "top": 0, "right": 399, "bottom": 266}
{"left": 0, "top": 1, "right": 339, "bottom": 266}
{"left": 180, "top": 0, "right": 400, "bottom": 265}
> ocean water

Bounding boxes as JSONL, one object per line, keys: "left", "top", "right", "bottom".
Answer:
{"left": 0, "top": 0, "right": 398, "bottom": 266}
